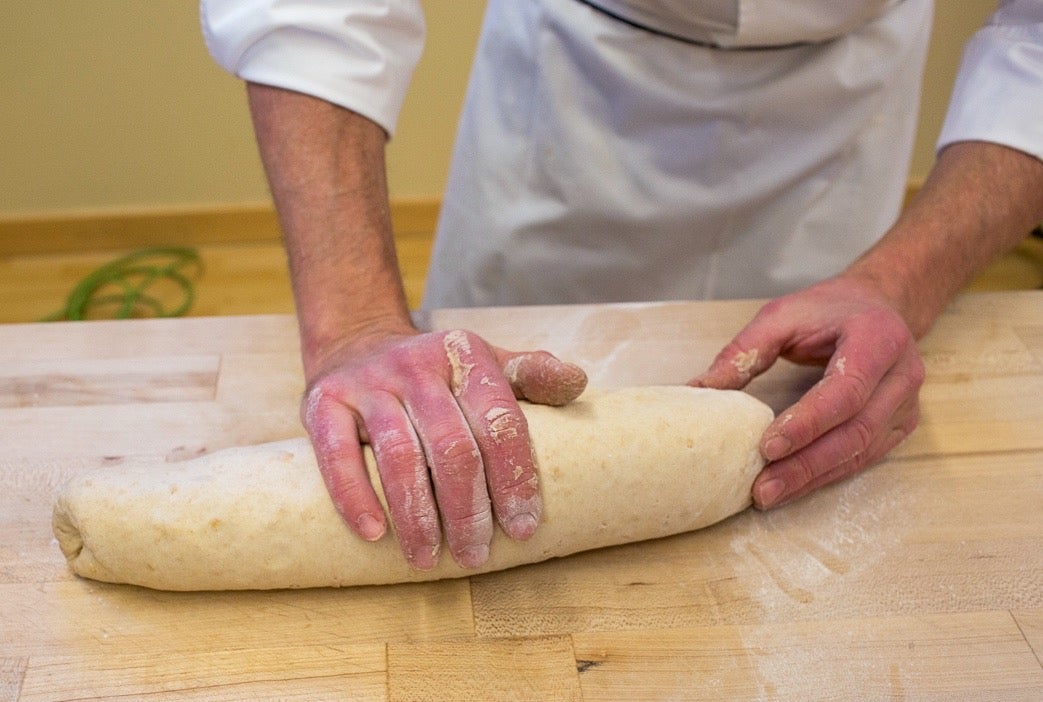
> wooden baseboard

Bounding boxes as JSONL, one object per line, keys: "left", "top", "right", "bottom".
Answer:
{"left": 0, "top": 198, "right": 441, "bottom": 256}
{"left": 3, "top": 186, "right": 927, "bottom": 258}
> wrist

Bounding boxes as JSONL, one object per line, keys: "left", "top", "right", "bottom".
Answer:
{"left": 297, "top": 306, "right": 417, "bottom": 381}
{"left": 840, "top": 253, "right": 939, "bottom": 340}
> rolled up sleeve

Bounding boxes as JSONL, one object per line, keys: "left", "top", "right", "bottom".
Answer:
{"left": 937, "top": 0, "right": 1043, "bottom": 161}
{"left": 200, "top": 0, "right": 425, "bottom": 136}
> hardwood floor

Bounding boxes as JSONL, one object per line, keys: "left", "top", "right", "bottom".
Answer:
{"left": 0, "top": 231, "right": 434, "bottom": 324}
{"left": 1, "top": 227, "right": 1040, "bottom": 325}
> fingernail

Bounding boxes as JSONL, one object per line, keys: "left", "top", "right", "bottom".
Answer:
{"left": 408, "top": 546, "right": 439, "bottom": 571}
{"left": 763, "top": 435, "right": 792, "bottom": 461}
{"left": 357, "top": 513, "right": 385, "bottom": 541}
{"left": 756, "top": 478, "right": 787, "bottom": 509}
{"left": 458, "top": 544, "right": 490, "bottom": 569}
{"left": 508, "top": 513, "right": 538, "bottom": 540}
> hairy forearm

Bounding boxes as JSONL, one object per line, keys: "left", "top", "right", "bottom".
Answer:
{"left": 246, "top": 83, "right": 414, "bottom": 376}
{"left": 845, "top": 141, "right": 1043, "bottom": 338}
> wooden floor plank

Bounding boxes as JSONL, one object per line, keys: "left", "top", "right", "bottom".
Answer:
{"left": 0, "top": 231, "right": 434, "bottom": 325}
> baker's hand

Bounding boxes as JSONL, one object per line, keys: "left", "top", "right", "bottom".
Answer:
{"left": 301, "top": 328, "right": 587, "bottom": 570}
{"left": 690, "top": 276, "right": 925, "bottom": 509}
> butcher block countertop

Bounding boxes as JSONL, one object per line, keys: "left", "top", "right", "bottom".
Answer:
{"left": 1, "top": 291, "right": 1041, "bottom": 701}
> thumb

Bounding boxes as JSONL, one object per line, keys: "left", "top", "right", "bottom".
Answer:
{"left": 496, "top": 349, "right": 588, "bottom": 406}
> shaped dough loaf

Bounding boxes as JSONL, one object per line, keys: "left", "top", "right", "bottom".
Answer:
{"left": 53, "top": 386, "right": 773, "bottom": 591}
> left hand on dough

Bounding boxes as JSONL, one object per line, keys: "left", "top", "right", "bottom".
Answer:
{"left": 690, "top": 276, "right": 925, "bottom": 509}
{"left": 302, "top": 327, "right": 587, "bottom": 571}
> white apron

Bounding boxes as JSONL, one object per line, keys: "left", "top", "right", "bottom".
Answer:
{"left": 423, "top": 0, "right": 934, "bottom": 307}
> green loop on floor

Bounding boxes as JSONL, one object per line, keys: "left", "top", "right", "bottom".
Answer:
{"left": 41, "top": 247, "right": 202, "bottom": 321}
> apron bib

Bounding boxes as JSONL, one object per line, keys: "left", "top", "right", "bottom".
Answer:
{"left": 423, "top": 0, "right": 932, "bottom": 307}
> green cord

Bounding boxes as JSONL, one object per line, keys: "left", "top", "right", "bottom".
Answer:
{"left": 41, "top": 247, "right": 202, "bottom": 322}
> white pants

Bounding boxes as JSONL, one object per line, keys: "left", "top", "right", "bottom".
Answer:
{"left": 423, "top": 0, "right": 933, "bottom": 307}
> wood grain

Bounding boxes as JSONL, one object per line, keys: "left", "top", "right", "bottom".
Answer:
{"left": 1, "top": 292, "right": 1040, "bottom": 700}
{"left": 0, "top": 356, "right": 219, "bottom": 408}
{"left": 468, "top": 451, "right": 1043, "bottom": 638}
{"left": 388, "top": 637, "right": 582, "bottom": 701}
{"left": 0, "top": 215, "right": 436, "bottom": 324}
{"left": 572, "top": 612, "right": 1043, "bottom": 701}
{"left": 1014, "top": 609, "right": 1043, "bottom": 665}
{"left": 0, "top": 200, "right": 439, "bottom": 256}
{"left": 17, "top": 645, "right": 387, "bottom": 702}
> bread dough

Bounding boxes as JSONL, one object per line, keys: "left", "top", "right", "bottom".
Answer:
{"left": 53, "top": 386, "right": 773, "bottom": 590}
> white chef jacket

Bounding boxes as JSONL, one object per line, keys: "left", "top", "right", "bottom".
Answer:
{"left": 201, "top": 0, "right": 1043, "bottom": 306}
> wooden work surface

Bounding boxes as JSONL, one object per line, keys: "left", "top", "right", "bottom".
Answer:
{"left": 1, "top": 291, "right": 1041, "bottom": 700}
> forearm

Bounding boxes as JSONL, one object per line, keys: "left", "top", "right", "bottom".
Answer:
{"left": 844, "top": 140, "right": 1043, "bottom": 338}
{"left": 246, "top": 83, "right": 414, "bottom": 377}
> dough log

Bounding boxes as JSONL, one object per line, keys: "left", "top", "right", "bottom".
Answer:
{"left": 52, "top": 386, "right": 773, "bottom": 591}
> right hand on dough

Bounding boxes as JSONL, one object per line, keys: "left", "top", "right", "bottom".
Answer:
{"left": 301, "top": 328, "right": 588, "bottom": 571}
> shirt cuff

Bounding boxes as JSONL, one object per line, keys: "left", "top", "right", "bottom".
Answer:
{"left": 937, "top": 6, "right": 1043, "bottom": 162}
{"left": 201, "top": 0, "right": 425, "bottom": 136}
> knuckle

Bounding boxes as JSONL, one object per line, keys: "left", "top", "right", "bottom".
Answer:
{"left": 301, "top": 381, "right": 335, "bottom": 430}
{"left": 480, "top": 403, "right": 527, "bottom": 444}
{"left": 373, "top": 429, "right": 425, "bottom": 467}
{"left": 757, "top": 296, "right": 788, "bottom": 319}
{"left": 362, "top": 350, "right": 414, "bottom": 387}
{"left": 489, "top": 461, "right": 540, "bottom": 508}
{"left": 717, "top": 338, "right": 753, "bottom": 363}
{"left": 430, "top": 433, "right": 482, "bottom": 469}
{"left": 902, "top": 354, "right": 927, "bottom": 391}
{"left": 844, "top": 414, "right": 876, "bottom": 457}
{"left": 440, "top": 329, "right": 491, "bottom": 397}
{"left": 444, "top": 505, "right": 494, "bottom": 533}
{"left": 325, "top": 479, "right": 370, "bottom": 514}
{"left": 833, "top": 372, "right": 874, "bottom": 417}
{"left": 496, "top": 454, "right": 538, "bottom": 488}
{"left": 787, "top": 451, "right": 820, "bottom": 491}
{"left": 709, "top": 340, "right": 763, "bottom": 384}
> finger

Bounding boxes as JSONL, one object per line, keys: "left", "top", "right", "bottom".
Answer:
{"left": 757, "top": 422, "right": 914, "bottom": 510}
{"left": 302, "top": 386, "right": 387, "bottom": 542}
{"left": 760, "top": 326, "right": 922, "bottom": 462}
{"left": 446, "top": 332, "right": 543, "bottom": 544}
{"left": 405, "top": 383, "right": 495, "bottom": 569}
{"left": 752, "top": 368, "right": 922, "bottom": 509}
{"left": 497, "top": 349, "right": 588, "bottom": 406}
{"left": 364, "top": 397, "right": 443, "bottom": 570}
{"left": 689, "top": 313, "right": 787, "bottom": 391}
